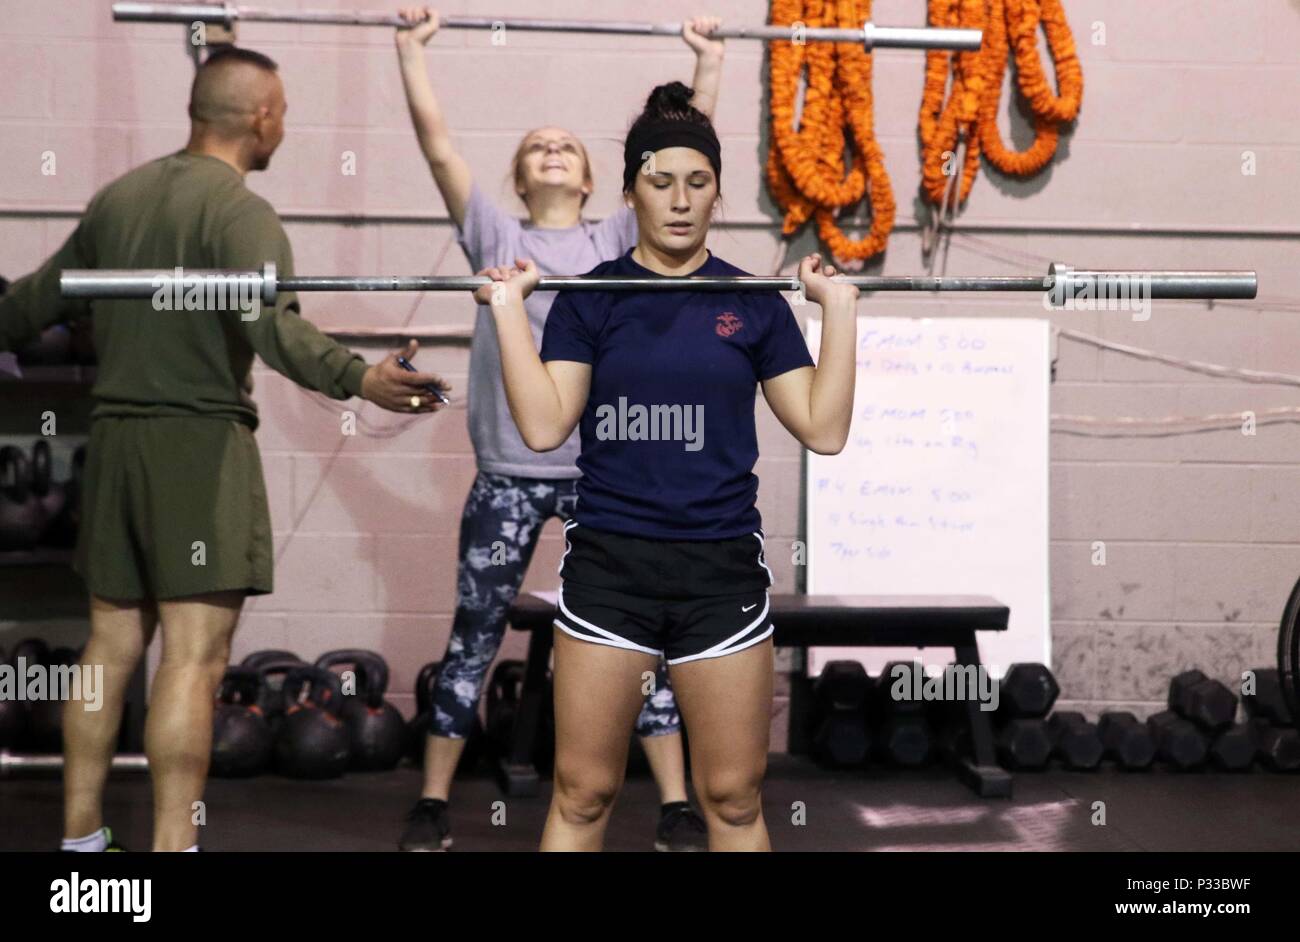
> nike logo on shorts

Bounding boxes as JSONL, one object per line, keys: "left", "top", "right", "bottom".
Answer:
{"left": 741, "top": 603, "right": 758, "bottom": 612}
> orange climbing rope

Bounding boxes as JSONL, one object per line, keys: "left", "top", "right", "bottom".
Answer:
{"left": 919, "top": 0, "right": 1083, "bottom": 209}
{"left": 765, "top": 0, "right": 1082, "bottom": 261}
{"left": 765, "top": 0, "right": 895, "bottom": 263}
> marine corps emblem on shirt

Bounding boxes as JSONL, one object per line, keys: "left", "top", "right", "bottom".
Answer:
{"left": 715, "top": 312, "right": 742, "bottom": 337}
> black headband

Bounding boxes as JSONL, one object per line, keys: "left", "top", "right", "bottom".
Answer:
{"left": 623, "top": 120, "right": 722, "bottom": 191}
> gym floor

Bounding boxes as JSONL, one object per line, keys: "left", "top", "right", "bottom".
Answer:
{"left": 3, "top": 756, "right": 1296, "bottom": 852}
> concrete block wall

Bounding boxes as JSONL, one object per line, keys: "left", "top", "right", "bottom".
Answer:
{"left": 2, "top": 0, "right": 1299, "bottom": 736}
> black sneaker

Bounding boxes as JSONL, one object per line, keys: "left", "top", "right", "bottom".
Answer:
{"left": 399, "top": 798, "right": 453, "bottom": 851}
{"left": 654, "top": 802, "right": 707, "bottom": 852}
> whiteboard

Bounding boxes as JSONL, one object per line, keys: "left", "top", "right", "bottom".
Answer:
{"left": 804, "top": 316, "right": 1051, "bottom": 678}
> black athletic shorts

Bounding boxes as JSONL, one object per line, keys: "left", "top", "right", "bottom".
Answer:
{"left": 554, "top": 521, "right": 775, "bottom": 664}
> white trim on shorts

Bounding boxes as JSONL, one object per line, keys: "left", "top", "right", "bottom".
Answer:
{"left": 553, "top": 585, "right": 664, "bottom": 657}
{"left": 557, "top": 519, "right": 579, "bottom": 577}
{"left": 752, "top": 531, "right": 774, "bottom": 587}
{"left": 666, "top": 591, "right": 775, "bottom": 665}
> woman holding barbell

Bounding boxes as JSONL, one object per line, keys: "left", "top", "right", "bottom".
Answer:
{"left": 476, "top": 82, "right": 860, "bottom": 851}
{"left": 393, "top": 7, "right": 726, "bottom": 851}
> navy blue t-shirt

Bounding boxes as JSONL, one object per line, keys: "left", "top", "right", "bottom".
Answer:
{"left": 539, "top": 248, "right": 815, "bottom": 540}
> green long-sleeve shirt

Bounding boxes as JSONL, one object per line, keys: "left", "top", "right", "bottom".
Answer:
{"left": 0, "top": 150, "right": 367, "bottom": 428}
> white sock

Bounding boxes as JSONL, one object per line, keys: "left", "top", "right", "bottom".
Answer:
{"left": 61, "top": 828, "right": 109, "bottom": 853}
{"left": 182, "top": 845, "right": 199, "bottom": 852}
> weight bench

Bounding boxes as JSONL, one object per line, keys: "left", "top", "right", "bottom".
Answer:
{"left": 499, "top": 592, "right": 1012, "bottom": 799}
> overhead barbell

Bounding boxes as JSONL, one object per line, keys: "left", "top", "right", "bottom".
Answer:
{"left": 111, "top": 2, "right": 984, "bottom": 51}
{"left": 58, "top": 263, "right": 1259, "bottom": 306}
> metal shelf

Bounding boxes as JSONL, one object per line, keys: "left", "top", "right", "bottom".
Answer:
{"left": 0, "top": 365, "right": 97, "bottom": 385}
{"left": 0, "top": 548, "right": 76, "bottom": 568}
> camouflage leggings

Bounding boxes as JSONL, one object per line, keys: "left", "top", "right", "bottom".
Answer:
{"left": 430, "top": 471, "right": 682, "bottom": 739}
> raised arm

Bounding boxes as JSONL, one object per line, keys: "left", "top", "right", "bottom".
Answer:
{"left": 760, "top": 255, "right": 860, "bottom": 455}
{"left": 682, "top": 16, "right": 726, "bottom": 119}
{"left": 477, "top": 260, "right": 590, "bottom": 452}
{"left": 395, "top": 6, "right": 474, "bottom": 228}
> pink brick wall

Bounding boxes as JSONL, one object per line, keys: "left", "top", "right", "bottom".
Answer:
{"left": 3, "top": 0, "right": 1299, "bottom": 730}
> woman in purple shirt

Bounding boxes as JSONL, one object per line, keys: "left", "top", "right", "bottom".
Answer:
{"left": 393, "top": 6, "right": 725, "bottom": 851}
{"left": 476, "top": 83, "right": 860, "bottom": 851}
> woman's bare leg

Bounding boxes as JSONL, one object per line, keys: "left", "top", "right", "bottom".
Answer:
{"left": 541, "top": 629, "right": 658, "bottom": 851}
{"left": 667, "top": 640, "right": 774, "bottom": 851}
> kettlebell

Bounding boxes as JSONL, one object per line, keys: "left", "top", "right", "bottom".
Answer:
{"left": 239, "top": 650, "right": 303, "bottom": 670}
{"left": 406, "top": 661, "right": 442, "bottom": 764}
{"left": 42, "top": 445, "right": 83, "bottom": 549}
{"left": 210, "top": 667, "right": 274, "bottom": 778}
{"left": 30, "top": 439, "right": 51, "bottom": 496}
{"left": 406, "top": 660, "right": 485, "bottom": 774}
{"left": 314, "top": 649, "right": 407, "bottom": 772}
{"left": 252, "top": 656, "right": 307, "bottom": 735}
{"left": 0, "top": 446, "right": 47, "bottom": 551}
{"left": 0, "top": 645, "right": 29, "bottom": 750}
{"left": 274, "top": 665, "right": 350, "bottom": 780}
{"left": 30, "top": 441, "right": 66, "bottom": 544}
{"left": 27, "top": 646, "right": 79, "bottom": 753}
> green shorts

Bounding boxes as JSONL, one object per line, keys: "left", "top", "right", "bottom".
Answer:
{"left": 74, "top": 416, "right": 273, "bottom": 600}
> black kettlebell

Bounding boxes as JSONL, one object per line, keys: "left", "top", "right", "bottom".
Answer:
{"left": 30, "top": 439, "right": 51, "bottom": 495}
{"left": 29, "top": 440, "right": 66, "bottom": 544}
{"left": 0, "top": 446, "right": 47, "bottom": 551}
{"left": 274, "top": 665, "right": 350, "bottom": 780}
{"left": 406, "top": 660, "right": 485, "bottom": 773}
{"left": 314, "top": 649, "right": 407, "bottom": 772}
{"left": 251, "top": 656, "right": 307, "bottom": 735}
{"left": 239, "top": 650, "right": 303, "bottom": 670}
{"left": 210, "top": 667, "right": 274, "bottom": 777}
{"left": 42, "top": 445, "right": 83, "bottom": 549}
{"left": 0, "top": 645, "right": 29, "bottom": 750}
{"left": 406, "top": 661, "right": 441, "bottom": 764}
{"left": 27, "top": 646, "right": 79, "bottom": 753}
{"left": 485, "top": 659, "right": 527, "bottom": 757}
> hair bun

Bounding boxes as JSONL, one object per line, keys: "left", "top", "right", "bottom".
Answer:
{"left": 645, "top": 81, "right": 695, "bottom": 115}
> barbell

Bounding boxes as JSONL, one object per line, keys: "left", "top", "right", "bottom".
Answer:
{"left": 111, "top": 2, "right": 984, "bottom": 51}
{"left": 58, "top": 263, "right": 1259, "bottom": 305}
{"left": 0, "top": 750, "right": 149, "bottom": 777}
